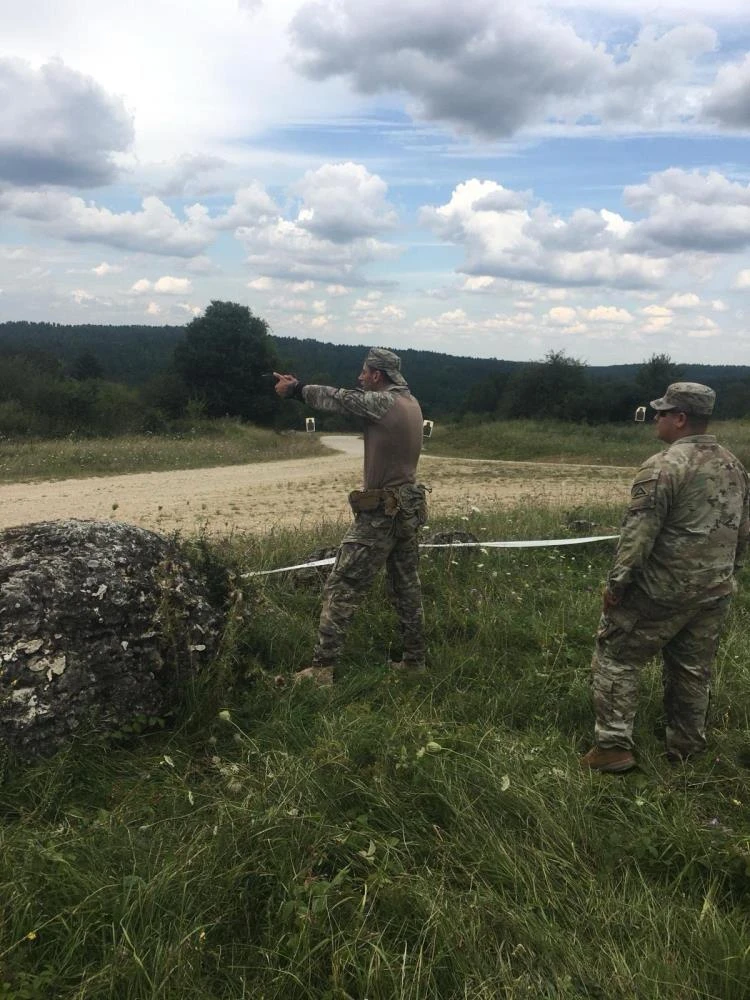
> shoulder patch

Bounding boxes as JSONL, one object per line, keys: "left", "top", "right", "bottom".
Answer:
{"left": 628, "top": 472, "right": 658, "bottom": 512}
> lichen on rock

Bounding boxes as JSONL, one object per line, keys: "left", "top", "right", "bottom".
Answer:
{"left": 0, "top": 519, "right": 222, "bottom": 761}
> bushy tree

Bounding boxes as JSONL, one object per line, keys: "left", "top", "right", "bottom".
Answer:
{"left": 635, "top": 353, "right": 683, "bottom": 404}
{"left": 70, "top": 350, "right": 104, "bottom": 381}
{"left": 505, "top": 350, "right": 591, "bottom": 420}
{"left": 174, "top": 301, "right": 279, "bottom": 424}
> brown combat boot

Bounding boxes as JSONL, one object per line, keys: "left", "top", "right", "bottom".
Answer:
{"left": 580, "top": 746, "right": 636, "bottom": 773}
{"left": 293, "top": 665, "right": 334, "bottom": 687}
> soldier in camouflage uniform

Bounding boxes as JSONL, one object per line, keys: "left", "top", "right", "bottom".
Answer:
{"left": 274, "top": 349, "right": 427, "bottom": 685}
{"left": 581, "top": 382, "right": 750, "bottom": 773}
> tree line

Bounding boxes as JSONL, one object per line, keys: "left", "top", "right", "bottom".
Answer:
{"left": 1, "top": 302, "right": 750, "bottom": 438}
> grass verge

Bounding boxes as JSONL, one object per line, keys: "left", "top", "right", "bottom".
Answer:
{"left": 0, "top": 503, "right": 748, "bottom": 998}
{"left": 0, "top": 422, "right": 330, "bottom": 483}
{"left": 428, "top": 418, "right": 750, "bottom": 468}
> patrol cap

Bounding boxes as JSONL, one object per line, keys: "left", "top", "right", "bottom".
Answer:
{"left": 649, "top": 382, "right": 715, "bottom": 416}
{"left": 364, "top": 347, "right": 407, "bottom": 386}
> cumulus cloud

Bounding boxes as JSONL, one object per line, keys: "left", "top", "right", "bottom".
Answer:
{"left": 584, "top": 306, "right": 635, "bottom": 323}
{"left": 290, "top": 0, "right": 719, "bottom": 137}
{"left": 0, "top": 190, "right": 213, "bottom": 257}
{"left": 213, "top": 183, "right": 279, "bottom": 231}
{"left": 131, "top": 276, "right": 193, "bottom": 295}
{"left": 703, "top": 53, "right": 750, "bottom": 127}
{"left": 624, "top": 169, "right": 750, "bottom": 252}
{"left": 290, "top": 0, "right": 607, "bottom": 137}
{"left": 247, "top": 276, "right": 274, "bottom": 290}
{"left": 421, "top": 168, "right": 750, "bottom": 292}
{"left": 0, "top": 57, "right": 133, "bottom": 187}
{"left": 92, "top": 262, "right": 122, "bottom": 276}
{"left": 149, "top": 153, "right": 227, "bottom": 197}
{"left": 734, "top": 269, "right": 750, "bottom": 289}
{"left": 665, "top": 292, "right": 701, "bottom": 308}
{"left": 292, "top": 162, "right": 398, "bottom": 243}
{"left": 420, "top": 178, "right": 666, "bottom": 289}
{"left": 600, "top": 24, "right": 716, "bottom": 125}
{"left": 235, "top": 164, "right": 399, "bottom": 284}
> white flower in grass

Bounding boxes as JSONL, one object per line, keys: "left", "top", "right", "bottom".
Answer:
{"left": 218, "top": 709, "right": 232, "bottom": 722}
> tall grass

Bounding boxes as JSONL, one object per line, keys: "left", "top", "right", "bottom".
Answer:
{"left": 1, "top": 503, "right": 748, "bottom": 998}
{"left": 0, "top": 421, "right": 329, "bottom": 483}
{"left": 429, "top": 418, "right": 750, "bottom": 468}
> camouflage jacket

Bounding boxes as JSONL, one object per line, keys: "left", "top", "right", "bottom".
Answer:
{"left": 607, "top": 435, "right": 750, "bottom": 606}
{"left": 300, "top": 384, "right": 423, "bottom": 490}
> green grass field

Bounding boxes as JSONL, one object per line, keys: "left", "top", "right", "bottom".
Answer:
{"left": 2, "top": 417, "right": 750, "bottom": 485}
{"left": 0, "top": 421, "right": 329, "bottom": 483}
{"left": 1, "top": 502, "right": 748, "bottom": 999}
{"left": 428, "top": 418, "right": 750, "bottom": 469}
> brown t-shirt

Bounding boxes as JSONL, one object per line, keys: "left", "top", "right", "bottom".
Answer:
{"left": 300, "top": 384, "right": 424, "bottom": 489}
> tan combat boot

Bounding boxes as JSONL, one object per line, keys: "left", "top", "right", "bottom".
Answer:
{"left": 580, "top": 746, "right": 636, "bottom": 773}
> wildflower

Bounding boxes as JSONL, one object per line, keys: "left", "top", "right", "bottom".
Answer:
{"left": 218, "top": 709, "right": 232, "bottom": 722}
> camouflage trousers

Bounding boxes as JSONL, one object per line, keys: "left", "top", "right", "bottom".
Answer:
{"left": 591, "top": 587, "right": 731, "bottom": 755}
{"left": 312, "top": 497, "right": 425, "bottom": 668}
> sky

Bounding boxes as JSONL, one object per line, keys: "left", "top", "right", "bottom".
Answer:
{"left": 3, "top": 0, "right": 750, "bottom": 365}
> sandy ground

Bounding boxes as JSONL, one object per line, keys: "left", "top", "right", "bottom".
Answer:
{"left": 0, "top": 435, "right": 636, "bottom": 536}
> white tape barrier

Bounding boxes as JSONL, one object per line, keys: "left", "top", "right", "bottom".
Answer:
{"left": 243, "top": 534, "right": 619, "bottom": 578}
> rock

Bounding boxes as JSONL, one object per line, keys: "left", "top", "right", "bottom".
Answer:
{"left": 0, "top": 519, "right": 222, "bottom": 761}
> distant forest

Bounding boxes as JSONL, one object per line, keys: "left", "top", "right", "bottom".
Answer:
{"left": 1, "top": 309, "right": 749, "bottom": 437}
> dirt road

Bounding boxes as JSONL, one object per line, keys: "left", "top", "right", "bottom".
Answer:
{"left": 0, "top": 435, "right": 635, "bottom": 535}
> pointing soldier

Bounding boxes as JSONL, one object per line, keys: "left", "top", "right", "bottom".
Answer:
{"left": 274, "top": 348, "right": 428, "bottom": 685}
{"left": 582, "top": 382, "right": 750, "bottom": 773}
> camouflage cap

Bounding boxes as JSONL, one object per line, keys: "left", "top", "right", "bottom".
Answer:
{"left": 650, "top": 382, "right": 715, "bottom": 416}
{"left": 364, "top": 347, "right": 407, "bottom": 386}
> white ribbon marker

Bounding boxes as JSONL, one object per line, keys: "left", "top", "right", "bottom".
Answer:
{"left": 243, "top": 534, "right": 619, "bottom": 577}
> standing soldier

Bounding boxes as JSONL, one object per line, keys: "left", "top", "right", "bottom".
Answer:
{"left": 582, "top": 383, "right": 750, "bottom": 773}
{"left": 274, "top": 348, "right": 428, "bottom": 685}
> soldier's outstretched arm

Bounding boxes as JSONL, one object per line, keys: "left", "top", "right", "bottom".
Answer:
{"left": 284, "top": 382, "right": 396, "bottom": 421}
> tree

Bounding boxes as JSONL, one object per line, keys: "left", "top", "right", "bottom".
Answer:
{"left": 635, "top": 354, "right": 683, "bottom": 404}
{"left": 505, "top": 350, "right": 591, "bottom": 421}
{"left": 70, "top": 350, "right": 104, "bottom": 381}
{"left": 173, "top": 301, "right": 280, "bottom": 424}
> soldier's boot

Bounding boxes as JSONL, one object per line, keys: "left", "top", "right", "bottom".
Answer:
{"left": 580, "top": 746, "right": 637, "bottom": 773}
{"left": 293, "top": 665, "right": 335, "bottom": 687}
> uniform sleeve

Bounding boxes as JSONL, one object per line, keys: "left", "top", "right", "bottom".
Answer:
{"left": 734, "top": 468, "right": 750, "bottom": 574}
{"left": 606, "top": 457, "right": 671, "bottom": 599}
{"left": 300, "top": 385, "right": 396, "bottom": 421}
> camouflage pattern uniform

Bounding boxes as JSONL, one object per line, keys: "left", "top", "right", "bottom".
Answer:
{"left": 296, "top": 349, "right": 428, "bottom": 668}
{"left": 592, "top": 385, "right": 749, "bottom": 756}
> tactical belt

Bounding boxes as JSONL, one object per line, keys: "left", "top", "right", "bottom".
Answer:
{"left": 348, "top": 488, "right": 400, "bottom": 516}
